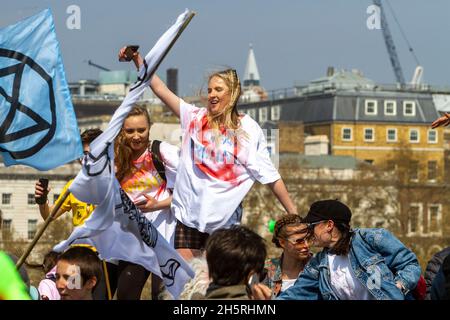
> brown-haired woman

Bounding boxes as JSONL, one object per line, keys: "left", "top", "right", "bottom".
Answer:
{"left": 114, "top": 105, "right": 180, "bottom": 300}
{"left": 262, "top": 214, "right": 312, "bottom": 297}
{"left": 119, "top": 47, "right": 297, "bottom": 261}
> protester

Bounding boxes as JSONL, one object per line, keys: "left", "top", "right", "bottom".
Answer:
{"left": 424, "top": 246, "right": 450, "bottom": 299}
{"left": 119, "top": 47, "right": 297, "bottom": 261}
{"left": 430, "top": 252, "right": 450, "bottom": 300}
{"left": 195, "top": 225, "right": 267, "bottom": 299}
{"left": 262, "top": 214, "right": 312, "bottom": 297}
{"left": 0, "top": 251, "right": 31, "bottom": 300}
{"left": 55, "top": 246, "right": 102, "bottom": 300}
{"left": 114, "top": 105, "right": 180, "bottom": 300}
{"left": 253, "top": 199, "right": 421, "bottom": 300}
{"left": 38, "top": 251, "right": 61, "bottom": 300}
{"left": 34, "top": 128, "right": 118, "bottom": 300}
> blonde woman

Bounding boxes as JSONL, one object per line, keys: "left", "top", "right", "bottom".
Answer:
{"left": 119, "top": 47, "right": 297, "bottom": 261}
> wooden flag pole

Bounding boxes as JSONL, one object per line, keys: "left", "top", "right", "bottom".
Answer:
{"left": 16, "top": 189, "right": 71, "bottom": 269}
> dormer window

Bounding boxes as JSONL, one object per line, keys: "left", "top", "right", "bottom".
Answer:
{"left": 365, "top": 99, "right": 377, "bottom": 115}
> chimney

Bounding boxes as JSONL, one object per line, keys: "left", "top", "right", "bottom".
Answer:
{"left": 327, "top": 66, "right": 335, "bottom": 77}
{"left": 167, "top": 68, "right": 178, "bottom": 96}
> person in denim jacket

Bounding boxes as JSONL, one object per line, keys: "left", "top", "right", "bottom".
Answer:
{"left": 252, "top": 199, "right": 421, "bottom": 300}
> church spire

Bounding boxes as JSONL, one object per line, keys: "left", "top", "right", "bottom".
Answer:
{"left": 243, "top": 44, "right": 260, "bottom": 87}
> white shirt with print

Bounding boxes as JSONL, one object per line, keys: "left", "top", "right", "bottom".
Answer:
{"left": 171, "top": 99, "right": 281, "bottom": 234}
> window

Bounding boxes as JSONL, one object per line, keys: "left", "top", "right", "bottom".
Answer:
{"left": 27, "top": 194, "right": 35, "bottom": 205}
{"left": 427, "top": 161, "right": 437, "bottom": 181}
{"left": 428, "top": 205, "right": 441, "bottom": 234}
{"left": 2, "top": 193, "right": 11, "bottom": 205}
{"left": 403, "top": 101, "right": 416, "bottom": 116}
{"left": 271, "top": 105, "right": 281, "bottom": 121}
{"left": 28, "top": 219, "right": 37, "bottom": 240}
{"left": 386, "top": 128, "right": 397, "bottom": 142}
{"left": 365, "top": 99, "right": 377, "bottom": 115}
{"left": 259, "top": 107, "right": 268, "bottom": 122}
{"left": 2, "top": 219, "right": 12, "bottom": 232}
{"left": 342, "top": 128, "right": 352, "bottom": 141}
{"left": 409, "top": 129, "right": 419, "bottom": 143}
{"left": 53, "top": 194, "right": 60, "bottom": 204}
{"left": 364, "top": 128, "right": 374, "bottom": 142}
{"left": 409, "top": 161, "right": 419, "bottom": 181}
{"left": 384, "top": 100, "right": 396, "bottom": 115}
{"left": 428, "top": 130, "right": 437, "bottom": 143}
{"left": 247, "top": 109, "right": 256, "bottom": 120}
{"left": 408, "top": 204, "right": 422, "bottom": 235}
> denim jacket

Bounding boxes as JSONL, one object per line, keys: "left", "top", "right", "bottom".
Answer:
{"left": 277, "top": 228, "right": 421, "bottom": 300}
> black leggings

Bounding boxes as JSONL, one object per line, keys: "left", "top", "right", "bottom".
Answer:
{"left": 116, "top": 260, "right": 150, "bottom": 300}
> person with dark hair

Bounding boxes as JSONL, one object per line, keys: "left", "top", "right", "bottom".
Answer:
{"left": 424, "top": 246, "right": 450, "bottom": 299}
{"left": 38, "top": 251, "right": 60, "bottom": 300}
{"left": 253, "top": 200, "right": 421, "bottom": 300}
{"left": 262, "top": 214, "right": 312, "bottom": 297}
{"left": 119, "top": 47, "right": 297, "bottom": 262}
{"left": 34, "top": 128, "right": 103, "bottom": 226}
{"left": 430, "top": 253, "right": 450, "bottom": 300}
{"left": 34, "top": 128, "right": 118, "bottom": 300}
{"left": 201, "top": 225, "right": 267, "bottom": 300}
{"left": 55, "top": 246, "right": 103, "bottom": 300}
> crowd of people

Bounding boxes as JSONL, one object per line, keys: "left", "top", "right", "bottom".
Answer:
{"left": 1, "top": 46, "right": 449, "bottom": 300}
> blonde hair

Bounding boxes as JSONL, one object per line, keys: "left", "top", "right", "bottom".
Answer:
{"left": 114, "top": 105, "right": 151, "bottom": 182}
{"left": 206, "top": 69, "right": 242, "bottom": 130}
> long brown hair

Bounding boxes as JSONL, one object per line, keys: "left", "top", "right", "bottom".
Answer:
{"left": 114, "top": 105, "right": 151, "bottom": 182}
{"left": 329, "top": 222, "right": 354, "bottom": 255}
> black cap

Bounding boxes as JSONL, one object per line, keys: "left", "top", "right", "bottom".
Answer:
{"left": 303, "top": 199, "right": 352, "bottom": 224}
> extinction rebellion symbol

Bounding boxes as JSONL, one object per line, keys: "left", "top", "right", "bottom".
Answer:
{"left": 0, "top": 48, "right": 56, "bottom": 159}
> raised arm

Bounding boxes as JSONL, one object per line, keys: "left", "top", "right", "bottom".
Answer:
{"left": 118, "top": 47, "right": 181, "bottom": 117}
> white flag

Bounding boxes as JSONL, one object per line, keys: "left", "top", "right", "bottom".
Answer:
{"left": 54, "top": 9, "right": 195, "bottom": 299}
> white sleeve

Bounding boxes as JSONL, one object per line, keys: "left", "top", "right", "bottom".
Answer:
{"left": 159, "top": 141, "right": 180, "bottom": 189}
{"left": 179, "top": 99, "right": 198, "bottom": 130}
{"left": 245, "top": 124, "right": 281, "bottom": 184}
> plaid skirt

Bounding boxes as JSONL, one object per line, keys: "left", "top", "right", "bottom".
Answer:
{"left": 174, "top": 220, "right": 209, "bottom": 250}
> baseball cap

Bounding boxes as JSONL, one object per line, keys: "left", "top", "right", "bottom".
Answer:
{"left": 303, "top": 199, "right": 352, "bottom": 224}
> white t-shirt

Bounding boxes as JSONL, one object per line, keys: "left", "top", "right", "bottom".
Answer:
{"left": 328, "top": 254, "right": 375, "bottom": 300}
{"left": 121, "top": 142, "right": 179, "bottom": 245}
{"left": 281, "top": 278, "right": 297, "bottom": 293}
{"left": 171, "top": 99, "right": 281, "bottom": 234}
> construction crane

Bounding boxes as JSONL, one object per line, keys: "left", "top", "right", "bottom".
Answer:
{"left": 373, "top": 0, "right": 422, "bottom": 86}
{"left": 84, "top": 59, "right": 111, "bottom": 71}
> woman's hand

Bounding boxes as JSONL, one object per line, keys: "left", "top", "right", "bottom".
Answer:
{"left": 136, "top": 193, "right": 159, "bottom": 212}
{"left": 431, "top": 113, "right": 450, "bottom": 128}
{"left": 118, "top": 46, "right": 144, "bottom": 70}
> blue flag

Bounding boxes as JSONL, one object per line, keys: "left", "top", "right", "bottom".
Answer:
{"left": 0, "top": 9, "right": 82, "bottom": 171}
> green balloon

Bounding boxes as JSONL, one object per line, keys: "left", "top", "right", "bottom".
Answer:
{"left": 268, "top": 219, "right": 276, "bottom": 233}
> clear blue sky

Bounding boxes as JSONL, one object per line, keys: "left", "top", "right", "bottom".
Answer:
{"left": 1, "top": 0, "right": 449, "bottom": 96}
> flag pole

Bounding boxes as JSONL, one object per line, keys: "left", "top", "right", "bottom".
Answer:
{"left": 16, "top": 189, "right": 71, "bottom": 269}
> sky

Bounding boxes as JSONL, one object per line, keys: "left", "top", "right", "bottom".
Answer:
{"left": 1, "top": 0, "right": 450, "bottom": 96}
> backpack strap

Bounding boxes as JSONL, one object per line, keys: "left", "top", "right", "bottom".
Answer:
{"left": 150, "top": 140, "right": 167, "bottom": 183}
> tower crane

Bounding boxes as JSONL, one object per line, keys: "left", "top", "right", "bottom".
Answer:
{"left": 373, "top": 0, "right": 422, "bottom": 86}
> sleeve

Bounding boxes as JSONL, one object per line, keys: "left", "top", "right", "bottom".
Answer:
{"left": 38, "top": 280, "right": 56, "bottom": 300}
{"left": 179, "top": 99, "right": 199, "bottom": 130}
{"left": 159, "top": 142, "right": 180, "bottom": 189}
{"left": 364, "top": 228, "right": 422, "bottom": 292}
{"left": 277, "top": 255, "right": 322, "bottom": 300}
{"left": 56, "top": 180, "right": 72, "bottom": 212}
{"left": 244, "top": 123, "right": 281, "bottom": 184}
